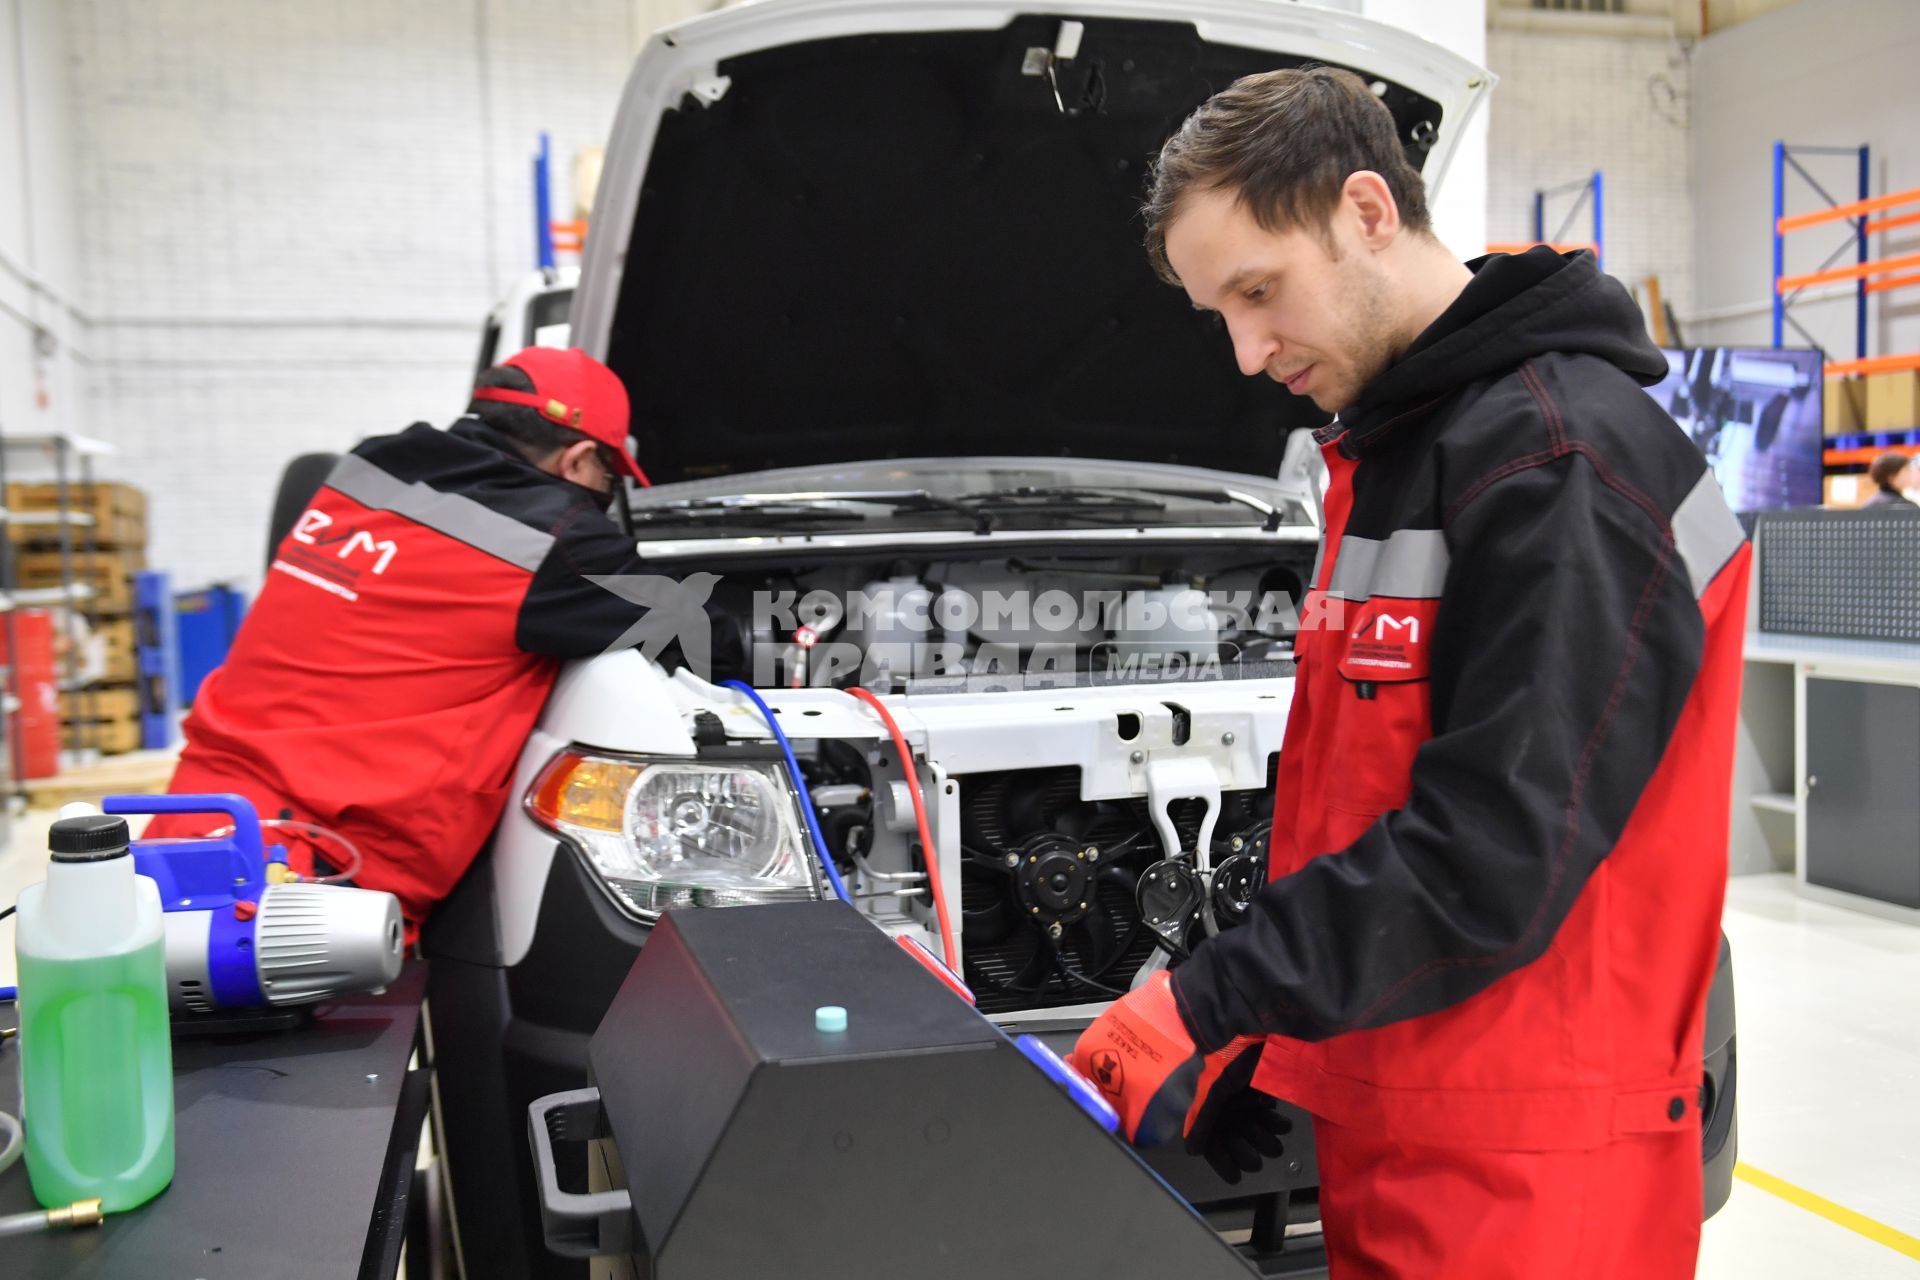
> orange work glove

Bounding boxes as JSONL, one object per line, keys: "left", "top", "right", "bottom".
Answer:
{"left": 1070, "top": 970, "right": 1286, "bottom": 1182}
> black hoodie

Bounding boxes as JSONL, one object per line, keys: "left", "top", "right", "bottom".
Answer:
{"left": 1339, "top": 246, "right": 1672, "bottom": 449}
{"left": 1172, "top": 248, "right": 1751, "bottom": 1052}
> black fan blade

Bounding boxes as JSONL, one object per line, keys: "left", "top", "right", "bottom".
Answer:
{"left": 961, "top": 884, "right": 1020, "bottom": 945}
{"left": 1075, "top": 864, "right": 1142, "bottom": 972}
{"left": 1010, "top": 936, "right": 1055, "bottom": 990}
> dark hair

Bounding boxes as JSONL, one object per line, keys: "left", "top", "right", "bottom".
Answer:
{"left": 1143, "top": 65, "right": 1431, "bottom": 285}
{"left": 467, "top": 364, "right": 582, "bottom": 461}
{"left": 1870, "top": 451, "right": 1910, "bottom": 490}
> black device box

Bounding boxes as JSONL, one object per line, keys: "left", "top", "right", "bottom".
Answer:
{"left": 527, "top": 900, "right": 1258, "bottom": 1278}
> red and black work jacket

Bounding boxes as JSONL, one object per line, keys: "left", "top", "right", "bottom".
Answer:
{"left": 1171, "top": 248, "right": 1752, "bottom": 1149}
{"left": 152, "top": 421, "right": 710, "bottom": 922}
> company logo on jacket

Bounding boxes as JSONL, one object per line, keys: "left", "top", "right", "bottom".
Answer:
{"left": 1342, "top": 600, "right": 1439, "bottom": 679}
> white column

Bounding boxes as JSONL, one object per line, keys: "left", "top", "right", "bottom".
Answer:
{"left": 1361, "top": 0, "right": 1490, "bottom": 263}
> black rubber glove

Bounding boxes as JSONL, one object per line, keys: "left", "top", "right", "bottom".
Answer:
{"left": 1183, "top": 1040, "right": 1289, "bottom": 1185}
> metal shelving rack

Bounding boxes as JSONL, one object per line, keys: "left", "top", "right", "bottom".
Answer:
{"left": 0, "top": 429, "right": 120, "bottom": 780}
{"left": 1773, "top": 142, "right": 1920, "bottom": 487}
{"left": 534, "top": 130, "right": 588, "bottom": 266}
{"left": 1772, "top": 141, "right": 1920, "bottom": 376}
{"left": 1488, "top": 170, "right": 1605, "bottom": 269}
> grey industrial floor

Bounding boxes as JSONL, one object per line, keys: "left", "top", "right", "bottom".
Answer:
{"left": 2, "top": 808, "right": 1916, "bottom": 1275}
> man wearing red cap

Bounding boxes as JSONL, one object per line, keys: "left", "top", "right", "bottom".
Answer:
{"left": 148, "top": 348, "right": 720, "bottom": 923}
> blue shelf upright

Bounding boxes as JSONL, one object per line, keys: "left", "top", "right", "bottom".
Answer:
{"left": 1770, "top": 141, "right": 1871, "bottom": 359}
{"left": 133, "top": 570, "right": 178, "bottom": 749}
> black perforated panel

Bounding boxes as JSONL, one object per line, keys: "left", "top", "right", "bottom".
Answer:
{"left": 1757, "top": 507, "right": 1920, "bottom": 641}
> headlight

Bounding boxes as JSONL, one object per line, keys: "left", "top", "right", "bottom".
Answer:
{"left": 527, "top": 749, "right": 822, "bottom": 922}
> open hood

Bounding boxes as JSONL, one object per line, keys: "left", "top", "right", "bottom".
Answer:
{"left": 575, "top": 0, "right": 1491, "bottom": 486}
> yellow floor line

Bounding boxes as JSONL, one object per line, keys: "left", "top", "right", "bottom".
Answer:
{"left": 1735, "top": 1162, "right": 1920, "bottom": 1260}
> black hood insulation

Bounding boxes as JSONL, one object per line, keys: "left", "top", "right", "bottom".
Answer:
{"left": 608, "top": 16, "right": 1446, "bottom": 485}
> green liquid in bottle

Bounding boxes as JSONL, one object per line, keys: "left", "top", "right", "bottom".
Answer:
{"left": 18, "top": 937, "right": 175, "bottom": 1211}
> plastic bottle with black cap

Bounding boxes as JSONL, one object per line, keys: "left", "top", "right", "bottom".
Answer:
{"left": 13, "top": 812, "right": 175, "bottom": 1211}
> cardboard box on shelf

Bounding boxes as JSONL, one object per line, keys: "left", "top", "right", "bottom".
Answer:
{"left": 1824, "top": 377, "right": 1866, "bottom": 436}
{"left": 64, "top": 716, "right": 143, "bottom": 755}
{"left": 13, "top": 547, "right": 147, "bottom": 614}
{"left": 47, "top": 614, "right": 137, "bottom": 684}
{"left": 97, "top": 617, "right": 138, "bottom": 682}
{"left": 5, "top": 481, "right": 147, "bottom": 548}
{"left": 1824, "top": 474, "right": 1865, "bottom": 507}
{"left": 1865, "top": 369, "right": 1920, "bottom": 432}
{"left": 60, "top": 684, "right": 142, "bottom": 722}
{"left": 61, "top": 676, "right": 156, "bottom": 756}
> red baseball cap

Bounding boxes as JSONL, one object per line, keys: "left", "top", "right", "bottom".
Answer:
{"left": 470, "top": 347, "right": 650, "bottom": 485}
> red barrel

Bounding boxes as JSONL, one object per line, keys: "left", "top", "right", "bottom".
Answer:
{"left": 1, "top": 609, "right": 63, "bottom": 779}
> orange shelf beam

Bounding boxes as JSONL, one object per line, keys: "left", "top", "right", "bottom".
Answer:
{"left": 1866, "top": 271, "right": 1920, "bottom": 297}
{"left": 1486, "top": 241, "right": 1597, "bottom": 256}
{"left": 1824, "top": 352, "right": 1920, "bottom": 378}
{"left": 1777, "top": 185, "right": 1920, "bottom": 234}
{"left": 1864, "top": 210, "right": 1920, "bottom": 237}
{"left": 1825, "top": 443, "right": 1920, "bottom": 467}
{"left": 1777, "top": 251, "right": 1920, "bottom": 293}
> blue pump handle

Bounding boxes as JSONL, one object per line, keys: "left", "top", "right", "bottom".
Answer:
{"left": 108, "top": 793, "right": 273, "bottom": 911}
{"left": 104, "top": 792, "right": 265, "bottom": 851}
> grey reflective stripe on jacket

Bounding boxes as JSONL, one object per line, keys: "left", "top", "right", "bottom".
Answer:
{"left": 1327, "top": 529, "right": 1449, "bottom": 602}
{"left": 1670, "top": 471, "right": 1746, "bottom": 600}
{"left": 328, "top": 452, "right": 555, "bottom": 572}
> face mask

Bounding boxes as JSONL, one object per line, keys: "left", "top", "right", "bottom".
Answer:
{"left": 570, "top": 477, "right": 618, "bottom": 513}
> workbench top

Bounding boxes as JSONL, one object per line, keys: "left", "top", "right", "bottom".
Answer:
{"left": 0, "top": 962, "right": 428, "bottom": 1279}
{"left": 1746, "top": 631, "right": 1920, "bottom": 670}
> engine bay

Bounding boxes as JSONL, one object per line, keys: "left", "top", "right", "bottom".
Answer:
{"left": 684, "top": 541, "right": 1311, "bottom": 1015}
{"left": 799, "top": 743, "right": 1283, "bottom": 1015}
{"left": 688, "top": 543, "right": 1315, "bottom": 695}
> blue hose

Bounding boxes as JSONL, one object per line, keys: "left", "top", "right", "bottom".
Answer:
{"left": 721, "top": 680, "right": 850, "bottom": 902}
{"left": 0, "top": 986, "right": 15, "bottom": 1003}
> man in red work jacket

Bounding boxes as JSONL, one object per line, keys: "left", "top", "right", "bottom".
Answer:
{"left": 1072, "top": 69, "right": 1749, "bottom": 1276}
{"left": 148, "top": 348, "right": 736, "bottom": 924}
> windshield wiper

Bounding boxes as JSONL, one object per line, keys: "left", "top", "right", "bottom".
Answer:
{"left": 949, "top": 486, "right": 1166, "bottom": 527}
{"left": 1129, "top": 485, "right": 1290, "bottom": 532}
{"left": 626, "top": 484, "right": 1290, "bottom": 537}
{"left": 962, "top": 484, "right": 1294, "bottom": 532}
{"left": 630, "top": 490, "right": 994, "bottom": 533}
{"left": 629, "top": 502, "right": 866, "bottom": 529}
{"left": 957, "top": 485, "right": 1165, "bottom": 510}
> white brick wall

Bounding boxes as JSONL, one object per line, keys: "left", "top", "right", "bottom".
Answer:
{"left": 1485, "top": 28, "right": 1695, "bottom": 327}
{"left": 0, "top": 0, "right": 84, "bottom": 451}
{"left": 62, "top": 0, "right": 680, "bottom": 591}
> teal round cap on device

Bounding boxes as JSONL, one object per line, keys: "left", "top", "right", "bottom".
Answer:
{"left": 815, "top": 1005, "right": 848, "bottom": 1033}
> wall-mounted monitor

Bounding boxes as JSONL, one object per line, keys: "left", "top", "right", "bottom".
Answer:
{"left": 1644, "top": 346, "right": 1823, "bottom": 513}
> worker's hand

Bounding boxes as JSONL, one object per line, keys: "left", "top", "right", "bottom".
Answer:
{"left": 1183, "top": 1039, "right": 1288, "bottom": 1185}
{"left": 1070, "top": 971, "right": 1197, "bottom": 1144}
{"left": 1070, "top": 970, "right": 1280, "bottom": 1182}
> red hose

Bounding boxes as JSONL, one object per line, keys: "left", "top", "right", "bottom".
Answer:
{"left": 845, "top": 688, "right": 957, "bottom": 973}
